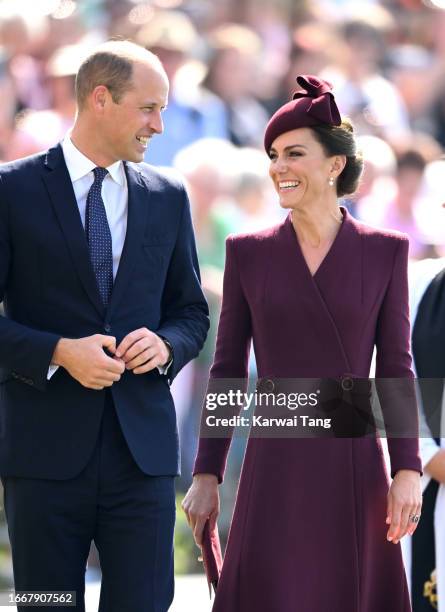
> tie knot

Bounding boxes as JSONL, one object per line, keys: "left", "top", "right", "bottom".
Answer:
{"left": 93, "top": 166, "right": 108, "bottom": 184}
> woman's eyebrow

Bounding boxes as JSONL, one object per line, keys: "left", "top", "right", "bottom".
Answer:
{"left": 269, "top": 144, "right": 307, "bottom": 153}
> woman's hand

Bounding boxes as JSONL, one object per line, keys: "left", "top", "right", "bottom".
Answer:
{"left": 386, "top": 469, "right": 422, "bottom": 544}
{"left": 182, "top": 474, "right": 220, "bottom": 546}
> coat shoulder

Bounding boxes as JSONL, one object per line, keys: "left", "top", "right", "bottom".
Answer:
{"left": 128, "top": 161, "right": 186, "bottom": 193}
{"left": 226, "top": 220, "right": 285, "bottom": 254}
{"left": 351, "top": 216, "right": 409, "bottom": 256}
{"left": 0, "top": 151, "right": 46, "bottom": 180}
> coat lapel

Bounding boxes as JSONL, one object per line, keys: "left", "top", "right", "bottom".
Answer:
{"left": 41, "top": 144, "right": 105, "bottom": 317}
{"left": 106, "top": 163, "right": 150, "bottom": 318}
{"left": 281, "top": 208, "right": 363, "bottom": 374}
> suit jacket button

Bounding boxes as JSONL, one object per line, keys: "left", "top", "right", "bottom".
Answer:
{"left": 104, "top": 324, "right": 111, "bottom": 333}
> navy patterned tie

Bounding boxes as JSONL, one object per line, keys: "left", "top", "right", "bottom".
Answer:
{"left": 85, "top": 167, "right": 113, "bottom": 306}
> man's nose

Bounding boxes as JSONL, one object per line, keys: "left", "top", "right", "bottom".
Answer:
{"left": 149, "top": 111, "right": 164, "bottom": 135}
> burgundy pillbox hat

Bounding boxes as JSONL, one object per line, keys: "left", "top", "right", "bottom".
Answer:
{"left": 264, "top": 75, "right": 342, "bottom": 153}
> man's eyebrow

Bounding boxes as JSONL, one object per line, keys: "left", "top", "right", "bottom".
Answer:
{"left": 139, "top": 101, "right": 167, "bottom": 108}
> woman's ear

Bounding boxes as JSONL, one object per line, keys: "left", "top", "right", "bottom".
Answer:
{"left": 331, "top": 154, "right": 347, "bottom": 177}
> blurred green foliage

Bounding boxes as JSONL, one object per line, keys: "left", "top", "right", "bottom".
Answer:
{"left": 174, "top": 493, "right": 203, "bottom": 575}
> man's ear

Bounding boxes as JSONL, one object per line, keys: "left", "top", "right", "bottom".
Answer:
{"left": 91, "top": 85, "right": 109, "bottom": 114}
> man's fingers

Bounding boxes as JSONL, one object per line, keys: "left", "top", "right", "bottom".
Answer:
{"left": 126, "top": 348, "right": 157, "bottom": 371}
{"left": 115, "top": 333, "right": 139, "bottom": 358}
{"left": 83, "top": 369, "right": 122, "bottom": 389}
{"left": 122, "top": 340, "right": 154, "bottom": 365}
{"left": 103, "top": 358, "right": 125, "bottom": 374}
{"left": 120, "top": 338, "right": 150, "bottom": 363}
{"left": 115, "top": 328, "right": 152, "bottom": 358}
{"left": 97, "top": 334, "right": 117, "bottom": 354}
{"left": 83, "top": 380, "right": 111, "bottom": 390}
{"left": 131, "top": 356, "right": 160, "bottom": 374}
{"left": 92, "top": 335, "right": 125, "bottom": 373}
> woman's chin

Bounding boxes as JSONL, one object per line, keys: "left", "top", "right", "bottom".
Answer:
{"left": 278, "top": 196, "right": 302, "bottom": 210}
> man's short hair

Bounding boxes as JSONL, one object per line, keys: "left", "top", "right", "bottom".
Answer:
{"left": 75, "top": 40, "right": 162, "bottom": 110}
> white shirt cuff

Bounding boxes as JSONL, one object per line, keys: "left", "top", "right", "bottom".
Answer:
{"left": 157, "top": 357, "right": 173, "bottom": 376}
{"left": 47, "top": 364, "right": 59, "bottom": 380}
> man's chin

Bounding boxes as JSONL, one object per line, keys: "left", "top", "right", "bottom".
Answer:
{"left": 125, "top": 150, "right": 146, "bottom": 163}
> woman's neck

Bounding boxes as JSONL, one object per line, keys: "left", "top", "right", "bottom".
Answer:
{"left": 291, "top": 201, "right": 343, "bottom": 249}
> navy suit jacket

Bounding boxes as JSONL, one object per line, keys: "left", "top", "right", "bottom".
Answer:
{"left": 0, "top": 144, "right": 209, "bottom": 479}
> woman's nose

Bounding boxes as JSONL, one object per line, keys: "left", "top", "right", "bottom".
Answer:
{"left": 275, "top": 158, "right": 288, "bottom": 173}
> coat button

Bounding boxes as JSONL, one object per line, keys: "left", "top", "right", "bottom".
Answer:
{"left": 263, "top": 379, "right": 275, "bottom": 393}
{"left": 341, "top": 376, "right": 354, "bottom": 392}
{"left": 104, "top": 324, "right": 111, "bottom": 333}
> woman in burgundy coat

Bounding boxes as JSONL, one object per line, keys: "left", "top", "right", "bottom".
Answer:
{"left": 183, "top": 76, "right": 422, "bottom": 611}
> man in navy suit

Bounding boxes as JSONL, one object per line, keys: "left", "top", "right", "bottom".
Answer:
{"left": 0, "top": 40, "right": 209, "bottom": 611}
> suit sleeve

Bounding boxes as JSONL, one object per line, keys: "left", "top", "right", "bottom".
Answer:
{"left": 156, "top": 184, "right": 209, "bottom": 381}
{"left": 193, "top": 236, "right": 252, "bottom": 482}
{"left": 375, "top": 236, "right": 422, "bottom": 477}
{"left": 0, "top": 173, "right": 61, "bottom": 392}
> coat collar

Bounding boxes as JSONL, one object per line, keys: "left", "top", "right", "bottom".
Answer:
{"left": 281, "top": 205, "right": 360, "bottom": 281}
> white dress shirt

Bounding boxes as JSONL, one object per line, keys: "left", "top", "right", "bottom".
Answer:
{"left": 48, "top": 135, "right": 170, "bottom": 378}
{"left": 62, "top": 134, "right": 128, "bottom": 279}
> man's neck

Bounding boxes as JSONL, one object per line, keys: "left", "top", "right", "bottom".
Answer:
{"left": 70, "top": 121, "right": 115, "bottom": 168}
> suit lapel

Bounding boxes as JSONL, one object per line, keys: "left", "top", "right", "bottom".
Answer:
{"left": 41, "top": 144, "right": 105, "bottom": 317}
{"left": 106, "top": 163, "right": 150, "bottom": 318}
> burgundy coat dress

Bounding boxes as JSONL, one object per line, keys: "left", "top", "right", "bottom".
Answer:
{"left": 194, "top": 208, "right": 421, "bottom": 612}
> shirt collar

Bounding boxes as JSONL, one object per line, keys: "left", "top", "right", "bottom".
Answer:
{"left": 61, "top": 134, "right": 126, "bottom": 187}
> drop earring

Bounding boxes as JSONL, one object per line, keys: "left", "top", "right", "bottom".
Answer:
{"left": 328, "top": 176, "right": 335, "bottom": 186}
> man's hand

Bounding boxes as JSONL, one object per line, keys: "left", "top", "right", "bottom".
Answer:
{"left": 115, "top": 327, "right": 171, "bottom": 374}
{"left": 386, "top": 469, "right": 422, "bottom": 544}
{"left": 52, "top": 335, "right": 125, "bottom": 390}
{"left": 182, "top": 474, "right": 219, "bottom": 546}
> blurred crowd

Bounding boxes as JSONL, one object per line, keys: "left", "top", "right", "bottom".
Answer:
{"left": 1, "top": 0, "right": 445, "bottom": 254}
{"left": 1, "top": 0, "right": 445, "bottom": 568}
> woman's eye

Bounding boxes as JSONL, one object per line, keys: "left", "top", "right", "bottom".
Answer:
{"left": 289, "top": 151, "right": 302, "bottom": 157}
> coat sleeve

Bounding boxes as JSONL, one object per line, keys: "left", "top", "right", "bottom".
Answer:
{"left": 375, "top": 235, "right": 422, "bottom": 477}
{"left": 156, "top": 184, "right": 209, "bottom": 381}
{"left": 0, "top": 173, "right": 61, "bottom": 392}
{"left": 193, "top": 235, "right": 252, "bottom": 482}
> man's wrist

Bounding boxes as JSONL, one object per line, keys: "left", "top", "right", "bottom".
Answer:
{"left": 51, "top": 338, "right": 71, "bottom": 368}
{"left": 159, "top": 337, "right": 173, "bottom": 367}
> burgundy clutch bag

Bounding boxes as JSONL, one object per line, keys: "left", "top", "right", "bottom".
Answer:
{"left": 200, "top": 520, "right": 222, "bottom": 597}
